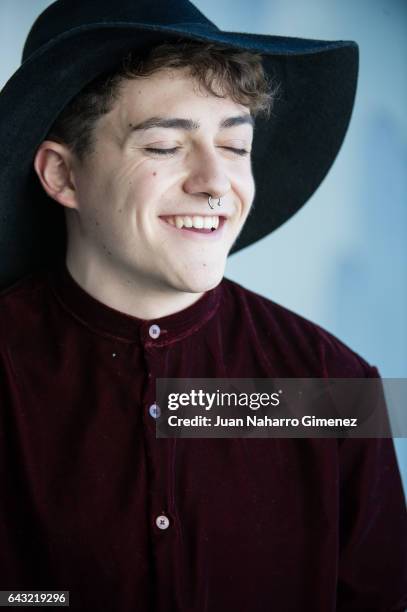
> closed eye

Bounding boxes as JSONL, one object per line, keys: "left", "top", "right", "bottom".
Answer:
{"left": 144, "top": 147, "right": 179, "bottom": 155}
{"left": 222, "top": 147, "right": 250, "bottom": 157}
{"left": 144, "top": 147, "right": 250, "bottom": 156}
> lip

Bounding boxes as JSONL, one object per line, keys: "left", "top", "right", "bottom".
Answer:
{"left": 158, "top": 215, "right": 227, "bottom": 241}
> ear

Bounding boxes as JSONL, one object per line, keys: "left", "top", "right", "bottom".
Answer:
{"left": 34, "top": 140, "right": 79, "bottom": 210}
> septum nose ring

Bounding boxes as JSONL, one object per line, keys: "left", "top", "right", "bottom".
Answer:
{"left": 208, "top": 195, "right": 222, "bottom": 209}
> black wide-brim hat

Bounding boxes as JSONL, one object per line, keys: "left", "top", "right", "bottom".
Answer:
{"left": 0, "top": 0, "right": 358, "bottom": 288}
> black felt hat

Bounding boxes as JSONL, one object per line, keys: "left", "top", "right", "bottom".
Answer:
{"left": 0, "top": 0, "right": 358, "bottom": 287}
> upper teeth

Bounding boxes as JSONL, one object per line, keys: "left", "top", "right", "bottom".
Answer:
{"left": 164, "top": 215, "right": 220, "bottom": 229}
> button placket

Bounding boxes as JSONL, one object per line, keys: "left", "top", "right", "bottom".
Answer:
{"left": 141, "top": 330, "right": 177, "bottom": 551}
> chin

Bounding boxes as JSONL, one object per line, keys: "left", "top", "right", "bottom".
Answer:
{"left": 179, "top": 268, "right": 224, "bottom": 294}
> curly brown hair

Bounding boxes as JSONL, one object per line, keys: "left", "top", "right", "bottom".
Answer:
{"left": 47, "top": 40, "right": 279, "bottom": 159}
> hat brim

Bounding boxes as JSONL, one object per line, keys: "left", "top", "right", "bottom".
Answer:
{"left": 0, "top": 22, "right": 358, "bottom": 287}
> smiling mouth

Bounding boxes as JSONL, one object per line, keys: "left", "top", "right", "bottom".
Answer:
{"left": 159, "top": 214, "right": 226, "bottom": 234}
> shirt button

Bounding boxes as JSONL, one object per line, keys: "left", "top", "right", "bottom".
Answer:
{"left": 149, "top": 324, "right": 161, "bottom": 339}
{"left": 156, "top": 515, "right": 170, "bottom": 530}
{"left": 149, "top": 403, "right": 161, "bottom": 419}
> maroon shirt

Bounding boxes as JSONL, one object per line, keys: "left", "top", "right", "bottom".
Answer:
{"left": 0, "top": 260, "right": 406, "bottom": 611}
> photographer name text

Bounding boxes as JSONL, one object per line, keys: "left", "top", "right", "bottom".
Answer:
{"left": 167, "top": 415, "right": 358, "bottom": 428}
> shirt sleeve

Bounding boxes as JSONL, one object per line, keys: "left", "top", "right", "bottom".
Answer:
{"left": 337, "top": 365, "right": 407, "bottom": 611}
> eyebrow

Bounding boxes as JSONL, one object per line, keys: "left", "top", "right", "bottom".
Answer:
{"left": 128, "top": 114, "right": 254, "bottom": 132}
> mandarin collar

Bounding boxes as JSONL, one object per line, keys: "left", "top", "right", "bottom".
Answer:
{"left": 48, "top": 260, "right": 222, "bottom": 345}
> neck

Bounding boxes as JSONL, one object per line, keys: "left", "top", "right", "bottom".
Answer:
{"left": 65, "top": 252, "right": 205, "bottom": 321}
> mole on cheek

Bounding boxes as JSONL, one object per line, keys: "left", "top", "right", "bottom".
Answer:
{"left": 153, "top": 172, "right": 157, "bottom": 177}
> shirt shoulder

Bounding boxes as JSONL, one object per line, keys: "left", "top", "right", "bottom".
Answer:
{"left": 0, "top": 271, "right": 50, "bottom": 349}
{"left": 220, "top": 277, "right": 378, "bottom": 378}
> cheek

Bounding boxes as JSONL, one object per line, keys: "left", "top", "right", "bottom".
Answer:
{"left": 236, "top": 168, "right": 255, "bottom": 208}
{"left": 119, "top": 161, "right": 164, "bottom": 199}
{"left": 247, "top": 178, "right": 256, "bottom": 203}
{"left": 75, "top": 166, "right": 114, "bottom": 209}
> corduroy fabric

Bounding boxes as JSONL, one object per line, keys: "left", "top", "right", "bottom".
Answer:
{"left": 0, "top": 260, "right": 406, "bottom": 611}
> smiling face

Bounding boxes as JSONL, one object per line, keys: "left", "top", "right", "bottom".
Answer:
{"left": 36, "top": 66, "right": 256, "bottom": 314}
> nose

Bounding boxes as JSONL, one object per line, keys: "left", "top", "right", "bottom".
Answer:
{"left": 182, "top": 146, "right": 231, "bottom": 203}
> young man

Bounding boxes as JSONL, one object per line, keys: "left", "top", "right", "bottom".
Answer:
{"left": 0, "top": 1, "right": 406, "bottom": 611}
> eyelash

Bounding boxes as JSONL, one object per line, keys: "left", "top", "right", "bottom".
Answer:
{"left": 144, "top": 147, "right": 250, "bottom": 157}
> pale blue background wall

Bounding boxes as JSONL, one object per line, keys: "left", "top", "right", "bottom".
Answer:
{"left": 1, "top": 0, "right": 406, "bottom": 492}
